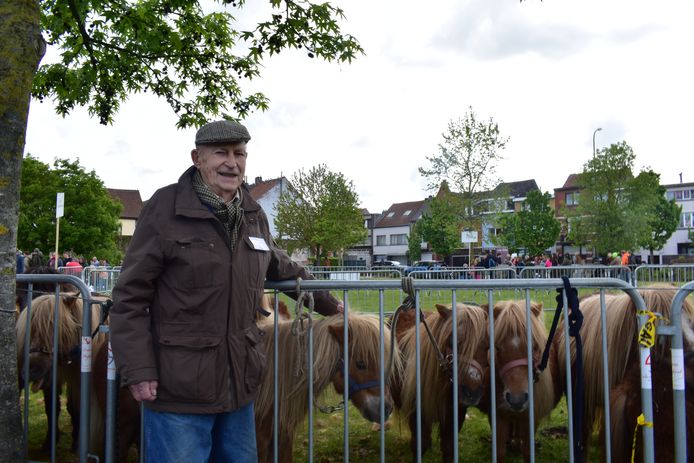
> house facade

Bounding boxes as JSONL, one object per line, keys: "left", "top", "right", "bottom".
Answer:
{"left": 107, "top": 188, "right": 144, "bottom": 252}
{"left": 636, "top": 181, "right": 694, "bottom": 264}
{"left": 372, "top": 200, "right": 428, "bottom": 264}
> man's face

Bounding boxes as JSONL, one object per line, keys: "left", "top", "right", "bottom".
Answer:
{"left": 191, "top": 142, "right": 247, "bottom": 202}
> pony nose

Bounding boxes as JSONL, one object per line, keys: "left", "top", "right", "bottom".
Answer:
{"left": 505, "top": 391, "right": 528, "bottom": 410}
{"left": 460, "top": 384, "right": 483, "bottom": 405}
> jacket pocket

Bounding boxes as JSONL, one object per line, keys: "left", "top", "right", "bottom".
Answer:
{"left": 243, "top": 326, "right": 267, "bottom": 393}
{"left": 168, "top": 237, "right": 224, "bottom": 289}
{"left": 157, "top": 335, "right": 224, "bottom": 404}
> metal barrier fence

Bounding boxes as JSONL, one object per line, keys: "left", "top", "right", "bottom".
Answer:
{"left": 634, "top": 264, "right": 694, "bottom": 288}
{"left": 409, "top": 267, "right": 518, "bottom": 280}
{"left": 518, "top": 264, "right": 633, "bottom": 282}
{"left": 16, "top": 274, "right": 693, "bottom": 462}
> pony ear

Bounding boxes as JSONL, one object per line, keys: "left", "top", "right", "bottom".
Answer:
{"left": 435, "top": 304, "right": 452, "bottom": 319}
{"left": 493, "top": 303, "right": 503, "bottom": 319}
{"left": 531, "top": 301, "right": 543, "bottom": 317}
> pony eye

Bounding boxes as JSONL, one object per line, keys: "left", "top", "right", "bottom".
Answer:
{"left": 356, "top": 360, "right": 367, "bottom": 370}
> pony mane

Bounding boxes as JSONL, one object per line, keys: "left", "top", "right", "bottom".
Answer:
{"left": 493, "top": 300, "right": 547, "bottom": 351}
{"left": 16, "top": 294, "right": 106, "bottom": 360}
{"left": 400, "top": 303, "right": 488, "bottom": 423}
{"left": 255, "top": 312, "right": 396, "bottom": 436}
{"left": 559, "top": 283, "right": 694, "bottom": 433}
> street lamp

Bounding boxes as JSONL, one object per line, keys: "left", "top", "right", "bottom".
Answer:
{"left": 592, "top": 127, "right": 602, "bottom": 158}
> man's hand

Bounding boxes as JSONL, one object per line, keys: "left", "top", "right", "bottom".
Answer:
{"left": 129, "top": 380, "right": 159, "bottom": 402}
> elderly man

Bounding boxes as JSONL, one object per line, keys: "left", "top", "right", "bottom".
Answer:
{"left": 110, "top": 120, "right": 342, "bottom": 463}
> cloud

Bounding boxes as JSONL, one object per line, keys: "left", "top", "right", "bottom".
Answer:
{"left": 433, "top": 0, "right": 663, "bottom": 61}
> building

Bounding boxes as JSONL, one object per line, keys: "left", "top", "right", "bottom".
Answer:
{"left": 247, "top": 176, "right": 291, "bottom": 238}
{"left": 247, "top": 175, "right": 308, "bottom": 262}
{"left": 107, "top": 188, "right": 144, "bottom": 251}
{"left": 372, "top": 200, "right": 428, "bottom": 264}
{"left": 636, "top": 181, "right": 694, "bottom": 264}
{"left": 343, "top": 209, "right": 378, "bottom": 266}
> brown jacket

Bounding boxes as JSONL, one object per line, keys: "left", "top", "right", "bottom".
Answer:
{"left": 110, "top": 167, "right": 339, "bottom": 414}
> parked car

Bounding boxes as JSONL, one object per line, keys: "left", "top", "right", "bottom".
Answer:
{"left": 373, "top": 260, "right": 402, "bottom": 267}
{"left": 403, "top": 260, "right": 446, "bottom": 275}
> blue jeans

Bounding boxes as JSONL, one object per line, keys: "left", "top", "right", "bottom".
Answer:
{"left": 143, "top": 402, "right": 257, "bottom": 463}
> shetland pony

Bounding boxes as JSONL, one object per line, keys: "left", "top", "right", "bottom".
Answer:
{"left": 556, "top": 285, "right": 694, "bottom": 460}
{"left": 481, "top": 300, "right": 558, "bottom": 462}
{"left": 398, "top": 303, "right": 489, "bottom": 462}
{"left": 16, "top": 293, "right": 104, "bottom": 453}
{"left": 256, "top": 293, "right": 291, "bottom": 326}
{"left": 15, "top": 266, "right": 76, "bottom": 318}
{"left": 91, "top": 339, "right": 141, "bottom": 462}
{"left": 607, "top": 347, "right": 694, "bottom": 462}
{"left": 596, "top": 286, "right": 694, "bottom": 462}
{"left": 254, "top": 313, "right": 399, "bottom": 463}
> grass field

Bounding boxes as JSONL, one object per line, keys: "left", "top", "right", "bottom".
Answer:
{"left": 23, "top": 388, "right": 595, "bottom": 462}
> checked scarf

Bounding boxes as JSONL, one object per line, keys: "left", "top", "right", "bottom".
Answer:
{"left": 192, "top": 170, "right": 244, "bottom": 252}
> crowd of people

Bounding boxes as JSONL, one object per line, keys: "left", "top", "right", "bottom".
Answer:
{"left": 15, "top": 247, "right": 114, "bottom": 275}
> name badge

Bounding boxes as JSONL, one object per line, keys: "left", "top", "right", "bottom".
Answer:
{"left": 249, "top": 236, "right": 270, "bottom": 251}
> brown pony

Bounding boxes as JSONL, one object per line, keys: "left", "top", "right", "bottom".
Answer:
{"left": 254, "top": 313, "right": 399, "bottom": 463}
{"left": 555, "top": 285, "right": 694, "bottom": 460}
{"left": 256, "top": 292, "right": 291, "bottom": 326}
{"left": 397, "top": 303, "right": 489, "bottom": 462}
{"left": 589, "top": 287, "right": 694, "bottom": 462}
{"left": 91, "top": 339, "right": 141, "bottom": 462}
{"left": 481, "top": 299, "right": 558, "bottom": 462}
{"left": 16, "top": 293, "right": 104, "bottom": 453}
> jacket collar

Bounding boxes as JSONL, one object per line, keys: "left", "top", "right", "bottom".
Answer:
{"left": 174, "top": 166, "right": 260, "bottom": 219}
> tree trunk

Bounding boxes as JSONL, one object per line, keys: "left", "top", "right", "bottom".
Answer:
{"left": 0, "top": 1, "right": 44, "bottom": 461}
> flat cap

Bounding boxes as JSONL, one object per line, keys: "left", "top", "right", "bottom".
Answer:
{"left": 195, "top": 120, "right": 251, "bottom": 145}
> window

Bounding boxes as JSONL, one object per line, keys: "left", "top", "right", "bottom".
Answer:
{"left": 386, "top": 212, "right": 395, "bottom": 218}
{"left": 566, "top": 192, "right": 579, "bottom": 206}
{"left": 403, "top": 210, "right": 412, "bottom": 216}
{"left": 376, "top": 235, "right": 386, "bottom": 246}
{"left": 681, "top": 212, "right": 694, "bottom": 228}
{"left": 666, "top": 191, "right": 675, "bottom": 200}
{"left": 390, "top": 234, "right": 407, "bottom": 245}
{"left": 506, "top": 200, "right": 514, "bottom": 210}
{"left": 685, "top": 190, "right": 692, "bottom": 200}
{"left": 675, "top": 190, "right": 683, "bottom": 200}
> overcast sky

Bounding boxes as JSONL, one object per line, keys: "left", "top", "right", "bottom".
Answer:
{"left": 25, "top": 0, "right": 693, "bottom": 214}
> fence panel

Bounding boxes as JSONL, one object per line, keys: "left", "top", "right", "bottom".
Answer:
{"left": 18, "top": 274, "right": 693, "bottom": 462}
{"left": 634, "top": 264, "right": 694, "bottom": 287}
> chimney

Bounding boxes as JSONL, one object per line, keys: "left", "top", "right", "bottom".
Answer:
{"left": 255, "top": 176, "right": 263, "bottom": 185}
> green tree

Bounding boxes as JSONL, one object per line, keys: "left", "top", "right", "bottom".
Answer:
{"left": 571, "top": 141, "right": 637, "bottom": 255}
{"left": 496, "top": 190, "right": 560, "bottom": 257}
{"left": 415, "top": 192, "right": 463, "bottom": 260}
{"left": 19, "top": 155, "right": 123, "bottom": 263}
{"left": 571, "top": 142, "right": 674, "bottom": 258}
{"left": 407, "top": 221, "right": 423, "bottom": 262}
{"left": 275, "top": 165, "right": 366, "bottom": 265}
{"left": 633, "top": 171, "right": 681, "bottom": 261}
{"left": 1, "top": 2, "right": 361, "bottom": 458}
{"left": 419, "top": 107, "right": 509, "bottom": 232}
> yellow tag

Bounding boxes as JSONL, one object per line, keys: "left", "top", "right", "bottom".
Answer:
{"left": 631, "top": 413, "right": 654, "bottom": 462}
{"left": 637, "top": 311, "right": 660, "bottom": 348}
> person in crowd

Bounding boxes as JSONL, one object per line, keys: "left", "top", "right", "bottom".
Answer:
{"left": 109, "top": 120, "right": 343, "bottom": 463}
{"left": 16, "top": 249, "right": 24, "bottom": 274}
{"left": 62, "top": 251, "right": 73, "bottom": 265}
{"left": 90, "top": 256, "right": 100, "bottom": 267}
